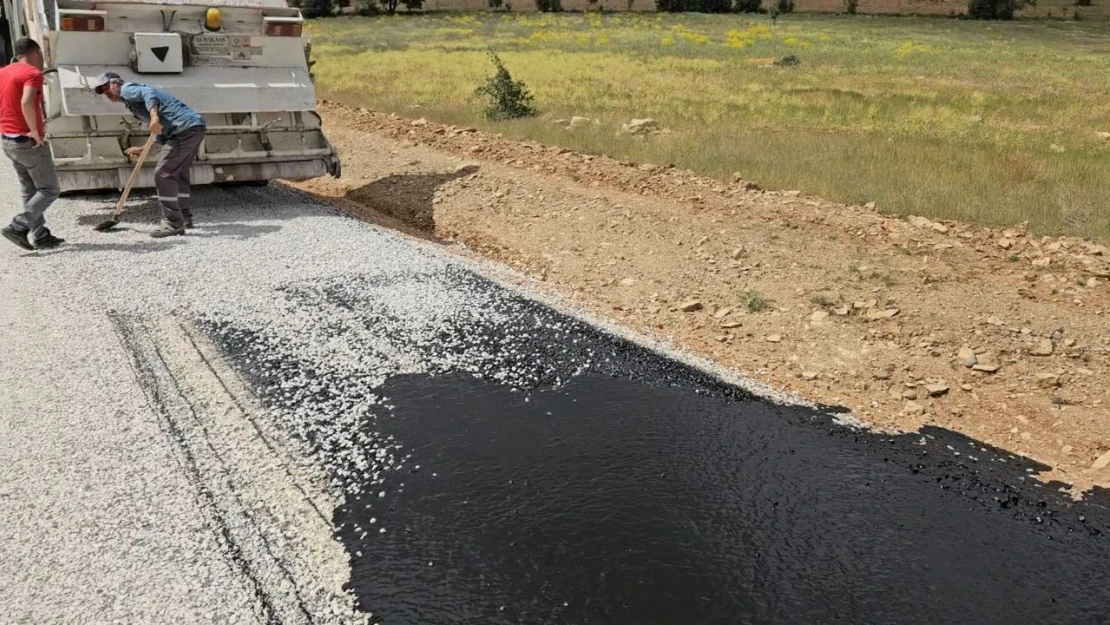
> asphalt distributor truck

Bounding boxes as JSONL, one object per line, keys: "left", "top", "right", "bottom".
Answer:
{"left": 1, "top": 0, "right": 340, "bottom": 191}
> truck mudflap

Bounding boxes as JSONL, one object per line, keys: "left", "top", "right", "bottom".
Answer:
{"left": 325, "top": 150, "right": 341, "bottom": 179}
{"left": 58, "top": 158, "right": 331, "bottom": 193}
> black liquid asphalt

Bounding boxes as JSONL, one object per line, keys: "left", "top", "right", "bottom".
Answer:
{"left": 206, "top": 267, "right": 1110, "bottom": 625}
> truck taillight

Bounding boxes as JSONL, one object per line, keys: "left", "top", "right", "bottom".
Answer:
{"left": 265, "top": 23, "right": 302, "bottom": 37}
{"left": 60, "top": 15, "right": 105, "bottom": 31}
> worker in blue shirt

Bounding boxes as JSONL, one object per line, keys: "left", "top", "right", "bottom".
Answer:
{"left": 93, "top": 72, "right": 206, "bottom": 237}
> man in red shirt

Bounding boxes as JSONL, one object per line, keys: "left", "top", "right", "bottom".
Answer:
{"left": 0, "top": 38, "right": 63, "bottom": 251}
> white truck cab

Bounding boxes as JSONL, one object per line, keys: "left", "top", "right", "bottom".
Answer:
{"left": 1, "top": 0, "right": 340, "bottom": 192}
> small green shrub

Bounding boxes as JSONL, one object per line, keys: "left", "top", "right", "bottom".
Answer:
{"left": 474, "top": 50, "right": 537, "bottom": 121}
{"left": 774, "top": 54, "right": 801, "bottom": 67}
{"left": 535, "top": 0, "right": 563, "bottom": 11}
{"left": 810, "top": 294, "right": 835, "bottom": 308}
{"left": 777, "top": 0, "right": 794, "bottom": 12}
{"left": 736, "top": 0, "right": 763, "bottom": 12}
{"left": 742, "top": 290, "right": 774, "bottom": 312}
{"left": 844, "top": 0, "right": 858, "bottom": 13}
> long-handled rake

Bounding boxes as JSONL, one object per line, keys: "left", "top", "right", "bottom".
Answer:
{"left": 93, "top": 133, "right": 157, "bottom": 232}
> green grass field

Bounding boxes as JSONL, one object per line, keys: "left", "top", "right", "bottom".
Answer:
{"left": 307, "top": 13, "right": 1110, "bottom": 240}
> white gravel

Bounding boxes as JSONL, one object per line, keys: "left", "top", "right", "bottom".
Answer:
{"left": 1, "top": 165, "right": 809, "bottom": 622}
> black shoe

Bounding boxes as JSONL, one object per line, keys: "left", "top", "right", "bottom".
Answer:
{"left": 1, "top": 226, "right": 34, "bottom": 251}
{"left": 150, "top": 224, "right": 185, "bottom": 239}
{"left": 33, "top": 229, "right": 65, "bottom": 250}
{"left": 184, "top": 219, "right": 194, "bottom": 229}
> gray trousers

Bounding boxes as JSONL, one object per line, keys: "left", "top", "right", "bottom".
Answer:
{"left": 4, "top": 139, "right": 60, "bottom": 241}
{"left": 154, "top": 126, "right": 206, "bottom": 228}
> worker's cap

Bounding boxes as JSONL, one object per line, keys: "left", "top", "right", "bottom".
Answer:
{"left": 92, "top": 71, "right": 122, "bottom": 94}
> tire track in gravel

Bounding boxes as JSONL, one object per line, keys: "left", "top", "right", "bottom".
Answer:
{"left": 107, "top": 311, "right": 365, "bottom": 625}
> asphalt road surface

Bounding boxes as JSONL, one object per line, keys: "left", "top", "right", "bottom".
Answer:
{"left": 2, "top": 164, "right": 1108, "bottom": 625}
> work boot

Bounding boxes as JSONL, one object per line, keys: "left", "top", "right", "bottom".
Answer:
{"left": 182, "top": 210, "right": 194, "bottom": 229}
{"left": 32, "top": 228, "right": 66, "bottom": 250}
{"left": 150, "top": 223, "right": 185, "bottom": 239}
{"left": 1, "top": 225, "right": 34, "bottom": 251}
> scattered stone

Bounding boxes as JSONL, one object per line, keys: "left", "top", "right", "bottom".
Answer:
{"left": 997, "top": 238, "right": 1014, "bottom": 250}
{"left": 1032, "top": 257, "right": 1052, "bottom": 268}
{"left": 832, "top": 307, "right": 850, "bottom": 316}
{"left": 1030, "top": 338, "right": 1054, "bottom": 356}
{"left": 765, "top": 334, "right": 782, "bottom": 343}
{"left": 903, "top": 401, "right": 925, "bottom": 415}
{"left": 810, "top": 310, "right": 830, "bottom": 323}
{"left": 720, "top": 321, "right": 743, "bottom": 329}
{"left": 1086, "top": 243, "right": 1108, "bottom": 256}
{"left": 1093, "top": 450, "right": 1110, "bottom": 471}
{"left": 784, "top": 190, "right": 802, "bottom": 197}
{"left": 411, "top": 118, "right": 429, "bottom": 127}
{"left": 802, "top": 371, "right": 818, "bottom": 380}
{"left": 731, "top": 246, "right": 747, "bottom": 260}
{"left": 619, "top": 278, "right": 637, "bottom": 287}
{"left": 973, "top": 364, "right": 1000, "bottom": 373}
{"left": 866, "top": 308, "right": 900, "bottom": 321}
{"left": 1097, "top": 131, "right": 1110, "bottom": 141}
{"left": 874, "top": 370, "right": 891, "bottom": 381}
{"left": 864, "top": 201, "right": 877, "bottom": 210}
{"left": 986, "top": 316, "right": 1003, "bottom": 326}
{"left": 1061, "top": 445, "right": 1073, "bottom": 455}
{"left": 1087, "top": 277, "right": 1099, "bottom": 289}
{"left": 679, "top": 300, "right": 703, "bottom": 312}
{"left": 958, "top": 347, "right": 978, "bottom": 368}
{"left": 714, "top": 307, "right": 732, "bottom": 319}
{"left": 1035, "top": 373, "right": 1061, "bottom": 388}
{"left": 925, "top": 382, "right": 950, "bottom": 397}
{"left": 620, "top": 118, "right": 661, "bottom": 136}
{"left": 569, "top": 116, "right": 591, "bottom": 129}
{"left": 907, "top": 215, "right": 932, "bottom": 229}
{"left": 932, "top": 223, "right": 949, "bottom": 234}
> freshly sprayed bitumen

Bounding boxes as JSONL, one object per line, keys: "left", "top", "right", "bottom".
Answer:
{"left": 207, "top": 271, "right": 1110, "bottom": 625}
{"left": 7, "top": 178, "right": 1110, "bottom": 623}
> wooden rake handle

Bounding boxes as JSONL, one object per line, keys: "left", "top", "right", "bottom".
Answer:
{"left": 114, "top": 133, "right": 158, "bottom": 218}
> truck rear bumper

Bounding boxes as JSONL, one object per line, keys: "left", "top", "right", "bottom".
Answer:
{"left": 58, "top": 158, "right": 336, "bottom": 193}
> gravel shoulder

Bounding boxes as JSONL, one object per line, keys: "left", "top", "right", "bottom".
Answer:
{"left": 0, "top": 175, "right": 383, "bottom": 624}
{"left": 0, "top": 257, "right": 265, "bottom": 623}
{"left": 297, "top": 102, "right": 1110, "bottom": 491}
